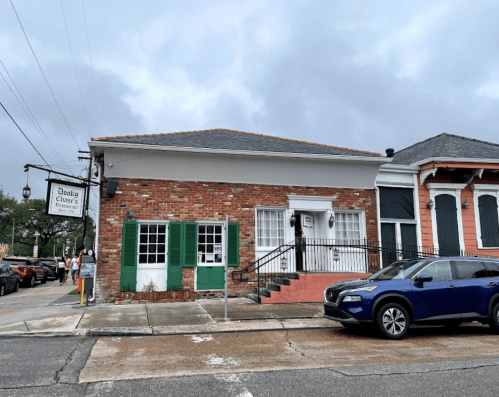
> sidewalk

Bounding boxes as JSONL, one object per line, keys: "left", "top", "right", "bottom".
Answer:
{"left": 0, "top": 297, "right": 340, "bottom": 337}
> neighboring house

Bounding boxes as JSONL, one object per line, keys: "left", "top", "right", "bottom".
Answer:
{"left": 88, "top": 129, "right": 391, "bottom": 303}
{"left": 376, "top": 133, "right": 499, "bottom": 267}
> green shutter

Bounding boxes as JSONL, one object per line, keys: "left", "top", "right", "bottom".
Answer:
{"left": 212, "top": 267, "right": 225, "bottom": 289}
{"left": 183, "top": 222, "right": 198, "bottom": 267}
{"left": 197, "top": 267, "right": 210, "bottom": 290}
{"left": 227, "top": 223, "right": 239, "bottom": 267}
{"left": 121, "top": 221, "right": 138, "bottom": 292}
{"left": 167, "top": 222, "right": 183, "bottom": 291}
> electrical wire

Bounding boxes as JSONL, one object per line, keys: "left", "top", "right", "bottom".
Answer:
{"left": 10, "top": 0, "right": 82, "bottom": 151}
{"left": 0, "top": 61, "right": 73, "bottom": 176}
{"left": 0, "top": 100, "right": 53, "bottom": 170}
{"left": 60, "top": 0, "right": 92, "bottom": 140}
{"left": 81, "top": 0, "right": 102, "bottom": 137}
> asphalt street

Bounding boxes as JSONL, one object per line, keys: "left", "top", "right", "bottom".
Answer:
{"left": 1, "top": 333, "right": 499, "bottom": 397}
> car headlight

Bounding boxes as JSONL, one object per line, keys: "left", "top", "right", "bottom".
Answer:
{"left": 348, "top": 285, "right": 378, "bottom": 293}
{"left": 342, "top": 295, "right": 362, "bottom": 302}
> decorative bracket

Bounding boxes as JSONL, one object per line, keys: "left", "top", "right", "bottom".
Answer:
{"left": 420, "top": 167, "right": 437, "bottom": 185}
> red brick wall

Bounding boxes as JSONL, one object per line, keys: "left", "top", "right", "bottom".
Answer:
{"left": 419, "top": 171, "right": 499, "bottom": 257}
{"left": 96, "top": 178, "right": 378, "bottom": 302}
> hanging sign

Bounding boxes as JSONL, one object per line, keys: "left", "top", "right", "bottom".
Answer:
{"left": 45, "top": 179, "right": 86, "bottom": 218}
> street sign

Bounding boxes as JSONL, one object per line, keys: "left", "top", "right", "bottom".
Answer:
{"left": 80, "top": 255, "right": 95, "bottom": 279}
{"left": 33, "top": 246, "right": 38, "bottom": 258}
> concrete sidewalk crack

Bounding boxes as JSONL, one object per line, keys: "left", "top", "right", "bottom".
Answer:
{"left": 54, "top": 335, "right": 86, "bottom": 384}
{"left": 284, "top": 330, "right": 321, "bottom": 365}
{"left": 145, "top": 304, "right": 150, "bottom": 326}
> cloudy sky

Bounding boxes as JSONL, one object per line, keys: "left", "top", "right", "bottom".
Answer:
{"left": 2, "top": 0, "right": 499, "bottom": 217}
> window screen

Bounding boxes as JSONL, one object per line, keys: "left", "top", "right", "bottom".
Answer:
{"left": 455, "top": 261, "right": 488, "bottom": 279}
{"left": 379, "top": 187, "right": 415, "bottom": 220}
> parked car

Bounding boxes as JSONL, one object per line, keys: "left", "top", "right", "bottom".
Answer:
{"left": 324, "top": 257, "right": 499, "bottom": 340}
{"left": 0, "top": 264, "right": 20, "bottom": 296}
{"left": 39, "top": 258, "right": 58, "bottom": 280}
{"left": 0, "top": 256, "right": 48, "bottom": 287}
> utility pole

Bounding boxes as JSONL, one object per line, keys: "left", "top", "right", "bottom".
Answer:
{"left": 81, "top": 155, "right": 93, "bottom": 250}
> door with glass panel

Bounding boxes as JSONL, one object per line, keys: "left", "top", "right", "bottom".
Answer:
{"left": 197, "top": 224, "right": 225, "bottom": 290}
{"left": 333, "top": 212, "right": 365, "bottom": 272}
{"left": 256, "top": 210, "right": 286, "bottom": 273}
{"left": 136, "top": 223, "right": 168, "bottom": 292}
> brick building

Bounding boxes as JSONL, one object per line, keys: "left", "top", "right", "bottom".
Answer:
{"left": 88, "top": 129, "right": 390, "bottom": 303}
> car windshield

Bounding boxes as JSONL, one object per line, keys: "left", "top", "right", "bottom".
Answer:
{"left": 368, "top": 259, "right": 427, "bottom": 281}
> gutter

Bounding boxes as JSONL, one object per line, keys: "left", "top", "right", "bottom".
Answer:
{"left": 88, "top": 161, "right": 101, "bottom": 303}
{"left": 411, "top": 157, "right": 499, "bottom": 166}
{"left": 88, "top": 141, "right": 392, "bottom": 164}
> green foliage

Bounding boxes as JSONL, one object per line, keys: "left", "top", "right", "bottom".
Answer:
{"left": 0, "top": 191, "right": 95, "bottom": 258}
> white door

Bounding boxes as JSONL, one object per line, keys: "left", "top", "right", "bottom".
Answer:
{"left": 136, "top": 223, "right": 168, "bottom": 292}
{"left": 300, "top": 213, "right": 317, "bottom": 271}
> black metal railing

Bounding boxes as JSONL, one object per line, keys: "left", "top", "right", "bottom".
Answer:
{"left": 232, "top": 238, "right": 498, "bottom": 302}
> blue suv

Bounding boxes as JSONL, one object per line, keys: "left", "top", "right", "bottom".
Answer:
{"left": 324, "top": 257, "right": 499, "bottom": 339}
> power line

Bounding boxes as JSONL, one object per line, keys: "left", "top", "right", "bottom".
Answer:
{"left": 10, "top": 0, "right": 81, "bottom": 151}
{"left": 0, "top": 100, "right": 53, "bottom": 170}
{"left": 0, "top": 60, "right": 73, "bottom": 175}
{"left": 60, "top": 0, "right": 92, "bottom": 140}
{"left": 81, "top": 0, "right": 102, "bottom": 136}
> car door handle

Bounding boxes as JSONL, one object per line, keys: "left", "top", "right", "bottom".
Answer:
{"left": 449, "top": 285, "right": 457, "bottom": 289}
{"left": 489, "top": 282, "right": 497, "bottom": 287}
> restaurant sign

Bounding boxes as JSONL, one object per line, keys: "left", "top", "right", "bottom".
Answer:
{"left": 46, "top": 179, "right": 86, "bottom": 218}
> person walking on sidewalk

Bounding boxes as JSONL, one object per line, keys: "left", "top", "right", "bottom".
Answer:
{"left": 71, "top": 255, "right": 79, "bottom": 284}
{"left": 57, "top": 257, "right": 65, "bottom": 285}
{"left": 64, "top": 255, "right": 71, "bottom": 283}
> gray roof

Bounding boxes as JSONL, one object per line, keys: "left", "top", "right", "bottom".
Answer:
{"left": 391, "top": 133, "right": 499, "bottom": 165}
{"left": 97, "top": 129, "right": 381, "bottom": 157}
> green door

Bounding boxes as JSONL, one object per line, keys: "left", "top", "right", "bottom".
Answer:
{"left": 197, "top": 266, "right": 225, "bottom": 290}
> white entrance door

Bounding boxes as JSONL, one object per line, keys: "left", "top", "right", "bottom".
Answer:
{"left": 300, "top": 213, "right": 316, "bottom": 271}
{"left": 136, "top": 223, "right": 168, "bottom": 292}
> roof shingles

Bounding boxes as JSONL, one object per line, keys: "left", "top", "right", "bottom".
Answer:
{"left": 97, "top": 129, "right": 381, "bottom": 157}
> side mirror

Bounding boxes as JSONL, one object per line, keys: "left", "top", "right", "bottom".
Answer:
{"left": 416, "top": 274, "right": 433, "bottom": 284}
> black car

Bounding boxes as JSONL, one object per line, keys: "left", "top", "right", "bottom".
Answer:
{"left": 0, "top": 264, "right": 20, "bottom": 296}
{"left": 39, "top": 258, "right": 58, "bottom": 280}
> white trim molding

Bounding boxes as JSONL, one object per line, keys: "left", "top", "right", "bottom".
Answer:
{"left": 426, "top": 183, "right": 467, "bottom": 253}
{"left": 420, "top": 167, "right": 437, "bottom": 185}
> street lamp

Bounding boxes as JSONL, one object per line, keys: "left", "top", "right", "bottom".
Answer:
{"left": 22, "top": 169, "right": 31, "bottom": 202}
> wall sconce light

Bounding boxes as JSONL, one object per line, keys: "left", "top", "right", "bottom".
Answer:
{"left": 290, "top": 213, "right": 296, "bottom": 227}
{"left": 329, "top": 214, "right": 335, "bottom": 228}
{"left": 427, "top": 199, "right": 434, "bottom": 209}
{"left": 462, "top": 199, "right": 469, "bottom": 209}
{"left": 126, "top": 210, "right": 135, "bottom": 219}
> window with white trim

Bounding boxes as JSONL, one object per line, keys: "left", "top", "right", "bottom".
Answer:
{"left": 475, "top": 192, "right": 499, "bottom": 248}
{"left": 257, "top": 209, "right": 285, "bottom": 248}
{"left": 335, "top": 212, "right": 363, "bottom": 244}
{"left": 198, "top": 224, "right": 224, "bottom": 264}
{"left": 138, "top": 223, "right": 167, "bottom": 264}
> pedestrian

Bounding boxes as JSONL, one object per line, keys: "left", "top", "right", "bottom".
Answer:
{"left": 64, "top": 255, "right": 71, "bottom": 283}
{"left": 71, "top": 254, "right": 79, "bottom": 284}
{"left": 57, "top": 257, "right": 65, "bottom": 285}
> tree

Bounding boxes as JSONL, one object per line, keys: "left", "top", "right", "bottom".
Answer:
{"left": 0, "top": 187, "right": 18, "bottom": 254}
{"left": 11, "top": 199, "right": 95, "bottom": 258}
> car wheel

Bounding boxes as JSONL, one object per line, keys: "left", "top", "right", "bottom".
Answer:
{"left": 0, "top": 285, "right": 4, "bottom": 296}
{"left": 376, "top": 303, "right": 410, "bottom": 340}
{"left": 30, "top": 276, "right": 36, "bottom": 288}
{"left": 14, "top": 281, "right": 19, "bottom": 292}
{"left": 41, "top": 275, "right": 47, "bottom": 284}
{"left": 489, "top": 302, "right": 499, "bottom": 334}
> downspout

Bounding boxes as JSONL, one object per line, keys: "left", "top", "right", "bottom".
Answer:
{"left": 89, "top": 161, "right": 101, "bottom": 302}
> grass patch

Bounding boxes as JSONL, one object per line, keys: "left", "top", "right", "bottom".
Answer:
{"left": 68, "top": 289, "right": 80, "bottom": 295}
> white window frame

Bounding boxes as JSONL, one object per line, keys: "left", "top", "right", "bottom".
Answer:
{"left": 427, "top": 183, "right": 467, "bottom": 254}
{"left": 196, "top": 221, "right": 226, "bottom": 267}
{"left": 136, "top": 220, "right": 169, "bottom": 268}
{"left": 255, "top": 208, "right": 286, "bottom": 249}
{"left": 471, "top": 184, "right": 499, "bottom": 249}
{"left": 334, "top": 210, "right": 366, "bottom": 244}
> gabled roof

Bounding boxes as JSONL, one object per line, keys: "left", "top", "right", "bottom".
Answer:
{"left": 95, "top": 128, "right": 381, "bottom": 157}
{"left": 391, "top": 133, "right": 499, "bottom": 165}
